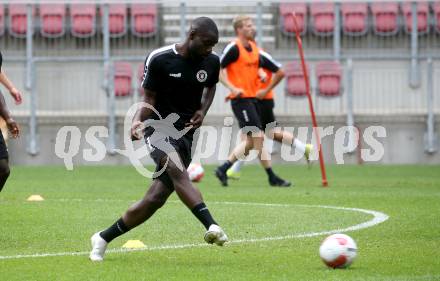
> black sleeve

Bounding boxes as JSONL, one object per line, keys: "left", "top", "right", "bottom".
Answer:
{"left": 206, "top": 55, "right": 220, "bottom": 87}
{"left": 0, "top": 52, "right": 2, "bottom": 73}
{"left": 141, "top": 54, "right": 159, "bottom": 92}
{"left": 220, "top": 44, "right": 239, "bottom": 69}
{"left": 259, "top": 51, "right": 281, "bottom": 73}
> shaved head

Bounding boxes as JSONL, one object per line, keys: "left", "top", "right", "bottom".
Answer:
{"left": 190, "top": 17, "right": 219, "bottom": 39}
{"left": 185, "top": 17, "right": 219, "bottom": 60}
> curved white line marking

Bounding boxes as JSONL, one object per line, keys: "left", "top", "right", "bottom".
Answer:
{"left": 0, "top": 202, "right": 389, "bottom": 260}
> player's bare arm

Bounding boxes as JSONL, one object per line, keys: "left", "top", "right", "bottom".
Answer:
{"left": 256, "top": 69, "right": 285, "bottom": 100}
{"left": 0, "top": 72, "right": 23, "bottom": 105}
{"left": 219, "top": 68, "right": 243, "bottom": 98}
{"left": 131, "top": 88, "right": 157, "bottom": 140}
{"left": 258, "top": 68, "right": 268, "bottom": 83}
{"left": 0, "top": 91, "right": 19, "bottom": 138}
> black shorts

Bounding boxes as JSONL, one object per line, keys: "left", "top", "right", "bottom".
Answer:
{"left": 0, "top": 131, "right": 8, "bottom": 159}
{"left": 258, "top": 99, "right": 277, "bottom": 130}
{"left": 231, "top": 98, "right": 262, "bottom": 132}
{"left": 144, "top": 127, "right": 192, "bottom": 190}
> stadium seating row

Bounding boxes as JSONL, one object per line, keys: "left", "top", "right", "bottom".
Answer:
{"left": 112, "top": 61, "right": 342, "bottom": 98}
{"left": 0, "top": 3, "right": 157, "bottom": 38}
{"left": 113, "top": 62, "right": 138, "bottom": 97}
{"left": 285, "top": 61, "right": 342, "bottom": 98}
{"left": 280, "top": 2, "right": 440, "bottom": 36}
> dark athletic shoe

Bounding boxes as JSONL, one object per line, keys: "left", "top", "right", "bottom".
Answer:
{"left": 215, "top": 168, "right": 228, "bottom": 187}
{"left": 269, "top": 176, "right": 292, "bottom": 187}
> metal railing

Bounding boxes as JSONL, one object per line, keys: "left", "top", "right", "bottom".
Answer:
{"left": 0, "top": 1, "right": 437, "bottom": 156}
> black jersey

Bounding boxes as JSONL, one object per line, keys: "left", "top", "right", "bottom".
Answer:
{"left": 141, "top": 44, "right": 220, "bottom": 130}
{"left": 0, "top": 51, "right": 2, "bottom": 72}
{"left": 220, "top": 43, "right": 280, "bottom": 73}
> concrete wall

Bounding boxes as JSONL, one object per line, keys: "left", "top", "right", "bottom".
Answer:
{"left": 5, "top": 58, "right": 439, "bottom": 114}
{"left": 3, "top": 58, "right": 439, "bottom": 116}
{"left": 209, "top": 60, "right": 440, "bottom": 116}
{"left": 7, "top": 114, "right": 440, "bottom": 166}
{"left": 2, "top": 58, "right": 439, "bottom": 166}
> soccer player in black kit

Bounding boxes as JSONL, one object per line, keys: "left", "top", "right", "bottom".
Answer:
{"left": 0, "top": 51, "right": 21, "bottom": 193}
{"left": 90, "top": 17, "right": 228, "bottom": 261}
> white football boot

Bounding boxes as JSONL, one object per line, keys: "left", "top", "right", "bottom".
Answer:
{"left": 89, "top": 232, "right": 108, "bottom": 262}
{"left": 204, "top": 224, "right": 228, "bottom": 246}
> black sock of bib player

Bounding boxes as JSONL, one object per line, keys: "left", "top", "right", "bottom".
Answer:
{"left": 265, "top": 167, "right": 276, "bottom": 181}
{"left": 218, "top": 161, "right": 233, "bottom": 173}
{"left": 99, "top": 218, "right": 130, "bottom": 243}
{"left": 191, "top": 202, "right": 218, "bottom": 230}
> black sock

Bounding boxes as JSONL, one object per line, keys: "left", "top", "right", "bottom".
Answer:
{"left": 218, "top": 161, "right": 233, "bottom": 173}
{"left": 265, "top": 167, "right": 276, "bottom": 180}
{"left": 191, "top": 202, "right": 217, "bottom": 230}
{"left": 99, "top": 218, "right": 130, "bottom": 243}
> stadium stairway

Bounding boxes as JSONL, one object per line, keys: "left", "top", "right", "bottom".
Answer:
{"left": 161, "top": 4, "right": 276, "bottom": 51}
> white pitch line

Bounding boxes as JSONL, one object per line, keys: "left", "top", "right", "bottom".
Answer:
{"left": 0, "top": 202, "right": 389, "bottom": 260}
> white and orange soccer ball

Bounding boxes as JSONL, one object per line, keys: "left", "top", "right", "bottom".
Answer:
{"left": 187, "top": 163, "right": 204, "bottom": 182}
{"left": 319, "top": 233, "right": 357, "bottom": 269}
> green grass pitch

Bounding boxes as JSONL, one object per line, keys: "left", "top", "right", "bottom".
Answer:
{"left": 0, "top": 165, "right": 439, "bottom": 281}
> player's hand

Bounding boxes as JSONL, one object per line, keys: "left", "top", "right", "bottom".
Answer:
{"left": 231, "top": 87, "right": 244, "bottom": 98}
{"left": 131, "top": 120, "right": 144, "bottom": 141}
{"left": 6, "top": 118, "right": 19, "bottom": 138}
{"left": 256, "top": 89, "right": 268, "bottom": 100}
{"left": 10, "top": 88, "right": 23, "bottom": 105}
{"left": 186, "top": 110, "right": 205, "bottom": 129}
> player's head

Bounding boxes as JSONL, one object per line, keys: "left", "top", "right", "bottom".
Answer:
{"left": 233, "top": 15, "right": 254, "bottom": 40}
{"left": 187, "top": 17, "right": 219, "bottom": 59}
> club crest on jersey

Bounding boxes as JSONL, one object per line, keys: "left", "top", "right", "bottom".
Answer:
{"left": 196, "top": 70, "right": 208, "bottom": 82}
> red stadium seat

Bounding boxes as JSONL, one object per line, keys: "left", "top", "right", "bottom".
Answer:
{"left": 341, "top": 3, "right": 368, "bottom": 36}
{"left": 70, "top": 4, "right": 96, "bottom": 38}
{"left": 284, "top": 61, "right": 309, "bottom": 97}
{"left": 371, "top": 2, "right": 400, "bottom": 36}
{"left": 114, "top": 62, "right": 132, "bottom": 97}
{"left": 0, "top": 4, "right": 4, "bottom": 36}
{"left": 137, "top": 63, "right": 145, "bottom": 95}
{"left": 9, "top": 4, "right": 35, "bottom": 38}
{"left": 434, "top": 2, "right": 440, "bottom": 34}
{"left": 279, "top": 3, "right": 307, "bottom": 36}
{"left": 40, "top": 4, "right": 66, "bottom": 38}
{"left": 401, "top": 2, "right": 429, "bottom": 34}
{"left": 310, "top": 3, "right": 334, "bottom": 36}
{"left": 315, "top": 61, "right": 343, "bottom": 97}
{"left": 105, "top": 4, "right": 127, "bottom": 37}
{"left": 131, "top": 4, "right": 157, "bottom": 37}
